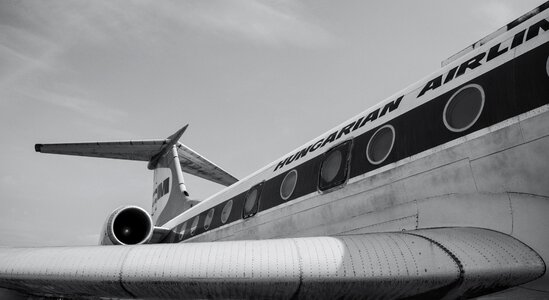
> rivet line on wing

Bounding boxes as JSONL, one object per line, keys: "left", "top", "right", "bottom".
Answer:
{"left": 403, "top": 232, "right": 465, "bottom": 298}
{"left": 290, "top": 239, "right": 304, "bottom": 300}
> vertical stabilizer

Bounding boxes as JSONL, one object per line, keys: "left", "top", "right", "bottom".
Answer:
{"left": 152, "top": 146, "right": 196, "bottom": 226}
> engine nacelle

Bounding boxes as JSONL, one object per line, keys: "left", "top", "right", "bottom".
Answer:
{"left": 100, "top": 206, "right": 154, "bottom": 245}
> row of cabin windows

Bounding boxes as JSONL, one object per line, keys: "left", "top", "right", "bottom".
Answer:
{"left": 179, "top": 83, "right": 485, "bottom": 235}
{"left": 241, "top": 84, "right": 485, "bottom": 220}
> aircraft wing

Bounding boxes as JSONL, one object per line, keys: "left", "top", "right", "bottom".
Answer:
{"left": 0, "top": 228, "right": 544, "bottom": 299}
{"left": 35, "top": 141, "right": 238, "bottom": 186}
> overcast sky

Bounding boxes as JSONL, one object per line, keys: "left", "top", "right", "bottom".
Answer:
{"left": 0, "top": 0, "right": 545, "bottom": 246}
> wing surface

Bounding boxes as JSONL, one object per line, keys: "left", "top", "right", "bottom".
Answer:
{"left": 0, "top": 228, "right": 544, "bottom": 299}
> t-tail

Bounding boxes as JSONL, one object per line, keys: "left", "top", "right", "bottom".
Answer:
{"left": 148, "top": 125, "right": 198, "bottom": 225}
{"left": 34, "top": 125, "right": 237, "bottom": 244}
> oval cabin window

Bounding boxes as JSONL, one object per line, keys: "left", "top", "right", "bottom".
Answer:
{"left": 243, "top": 182, "right": 264, "bottom": 219}
{"left": 443, "top": 84, "right": 485, "bottom": 132}
{"left": 321, "top": 150, "right": 342, "bottom": 183}
{"left": 546, "top": 55, "right": 549, "bottom": 77}
{"left": 176, "top": 222, "right": 186, "bottom": 242}
{"left": 366, "top": 125, "right": 395, "bottom": 165}
{"left": 318, "top": 140, "right": 352, "bottom": 192}
{"left": 244, "top": 189, "right": 258, "bottom": 212}
{"left": 204, "top": 208, "right": 214, "bottom": 230}
{"left": 190, "top": 216, "right": 199, "bottom": 235}
{"left": 280, "top": 169, "right": 298, "bottom": 200}
{"left": 221, "top": 200, "right": 233, "bottom": 224}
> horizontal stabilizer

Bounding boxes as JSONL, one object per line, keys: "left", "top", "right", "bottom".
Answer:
{"left": 35, "top": 136, "right": 237, "bottom": 186}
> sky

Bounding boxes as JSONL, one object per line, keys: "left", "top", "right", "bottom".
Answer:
{"left": 0, "top": 0, "right": 545, "bottom": 247}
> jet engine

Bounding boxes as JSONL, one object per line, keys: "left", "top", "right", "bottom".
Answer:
{"left": 100, "top": 206, "right": 154, "bottom": 245}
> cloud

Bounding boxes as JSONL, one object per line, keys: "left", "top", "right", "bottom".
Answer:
{"left": 75, "top": 233, "right": 100, "bottom": 245}
{"left": 0, "top": 24, "right": 56, "bottom": 68}
{"left": 0, "top": 175, "right": 20, "bottom": 187}
{"left": 42, "top": 94, "right": 127, "bottom": 122}
{"left": 75, "top": 0, "right": 335, "bottom": 48}
{"left": 475, "top": 2, "right": 515, "bottom": 28}
{"left": 2, "top": 1, "right": 334, "bottom": 53}
{"left": 473, "top": 1, "right": 542, "bottom": 29}
{"left": 163, "top": 0, "right": 335, "bottom": 47}
{"left": 0, "top": 24, "right": 61, "bottom": 91}
{"left": 0, "top": 1, "right": 334, "bottom": 102}
{"left": 21, "top": 87, "right": 128, "bottom": 123}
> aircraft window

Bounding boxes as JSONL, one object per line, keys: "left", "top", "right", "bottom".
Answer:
{"left": 163, "top": 178, "right": 170, "bottom": 195}
{"left": 443, "top": 83, "right": 485, "bottom": 132}
{"left": 179, "top": 222, "right": 187, "bottom": 241}
{"left": 178, "top": 222, "right": 186, "bottom": 234}
{"left": 318, "top": 140, "right": 352, "bottom": 192}
{"left": 176, "top": 222, "right": 186, "bottom": 241}
{"left": 190, "top": 216, "right": 199, "bottom": 235}
{"left": 243, "top": 182, "right": 264, "bottom": 219}
{"left": 280, "top": 169, "right": 298, "bottom": 200}
{"left": 221, "top": 200, "right": 233, "bottom": 224}
{"left": 321, "top": 151, "right": 342, "bottom": 182}
{"left": 204, "top": 208, "right": 214, "bottom": 230}
{"left": 546, "top": 56, "right": 549, "bottom": 77}
{"left": 366, "top": 125, "right": 395, "bottom": 165}
{"left": 244, "top": 190, "right": 258, "bottom": 215}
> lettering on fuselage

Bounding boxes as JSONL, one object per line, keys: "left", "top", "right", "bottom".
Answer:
{"left": 153, "top": 177, "right": 170, "bottom": 206}
{"left": 272, "top": 18, "right": 549, "bottom": 174}
{"left": 418, "top": 17, "right": 549, "bottom": 98}
{"left": 274, "top": 95, "right": 404, "bottom": 172}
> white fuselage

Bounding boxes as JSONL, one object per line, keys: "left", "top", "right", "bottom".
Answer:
{"left": 161, "top": 9, "right": 549, "bottom": 295}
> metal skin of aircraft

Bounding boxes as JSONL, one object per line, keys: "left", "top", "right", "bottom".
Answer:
{"left": 0, "top": 2, "right": 548, "bottom": 300}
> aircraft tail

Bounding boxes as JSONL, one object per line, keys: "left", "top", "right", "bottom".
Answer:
{"left": 150, "top": 146, "right": 191, "bottom": 225}
{"left": 35, "top": 125, "right": 238, "bottom": 226}
{"left": 150, "top": 132, "right": 197, "bottom": 225}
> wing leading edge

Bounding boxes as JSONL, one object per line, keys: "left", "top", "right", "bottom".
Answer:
{"left": 0, "top": 228, "right": 544, "bottom": 299}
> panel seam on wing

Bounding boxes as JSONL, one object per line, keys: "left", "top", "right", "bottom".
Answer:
{"left": 290, "top": 239, "right": 304, "bottom": 300}
{"left": 403, "top": 232, "right": 465, "bottom": 296}
{"left": 119, "top": 247, "right": 138, "bottom": 299}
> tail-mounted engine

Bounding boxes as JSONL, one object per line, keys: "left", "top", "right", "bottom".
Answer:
{"left": 100, "top": 206, "right": 154, "bottom": 245}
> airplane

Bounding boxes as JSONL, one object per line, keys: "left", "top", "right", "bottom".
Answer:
{"left": 0, "top": 2, "right": 548, "bottom": 299}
